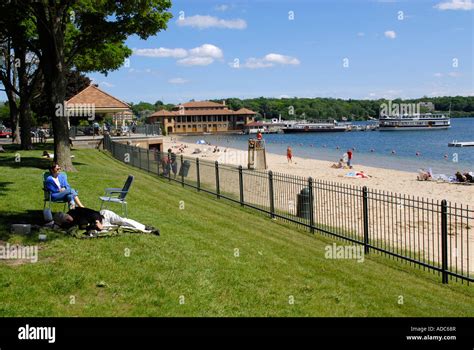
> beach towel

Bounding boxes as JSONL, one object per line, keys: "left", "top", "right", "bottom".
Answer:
{"left": 344, "top": 171, "right": 370, "bottom": 179}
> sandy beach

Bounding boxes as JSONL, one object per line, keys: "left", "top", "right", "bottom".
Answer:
{"left": 162, "top": 136, "right": 474, "bottom": 206}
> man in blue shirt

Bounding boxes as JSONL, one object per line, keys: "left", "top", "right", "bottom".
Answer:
{"left": 45, "top": 163, "right": 84, "bottom": 209}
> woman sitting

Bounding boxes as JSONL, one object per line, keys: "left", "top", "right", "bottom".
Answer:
{"left": 331, "top": 158, "right": 345, "bottom": 169}
{"left": 45, "top": 162, "right": 84, "bottom": 209}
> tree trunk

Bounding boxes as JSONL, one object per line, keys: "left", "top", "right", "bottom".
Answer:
{"left": 16, "top": 46, "right": 33, "bottom": 150}
{"left": 35, "top": 4, "right": 74, "bottom": 170}
{"left": 19, "top": 100, "right": 33, "bottom": 149}
{"left": 6, "top": 90, "right": 20, "bottom": 145}
{"left": 12, "top": 108, "right": 20, "bottom": 145}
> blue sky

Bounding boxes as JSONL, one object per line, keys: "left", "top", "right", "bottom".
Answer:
{"left": 42, "top": 0, "right": 474, "bottom": 103}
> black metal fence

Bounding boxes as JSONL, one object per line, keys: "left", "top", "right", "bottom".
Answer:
{"left": 103, "top": 135, "right": 473, "bottom": 284}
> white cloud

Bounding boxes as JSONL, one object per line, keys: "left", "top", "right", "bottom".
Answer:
{"left": 176, "top": 15, "right": 247, "bottom": 29}
{"left": 357, "top": 32, "right": 365, "bottom": 37}
{"left": 435, "top": 0, "right": 474, "bottom": 10}
{"left": 133, "top": 47, "right": 187, "bottom": 58}
{"left": 178, "top": 57, "right": 215, "bottom": 66}
{"left": 448, "top": 71, "right": 462, "bottom": 77}
{"left": 434, "top": 73, "right": 443, "bottom": 77}
{"left": 168, "top": 78, "right": 189, "bottom": 84}
{"left": 264, "top": 53, "right": 300, "bottom": 65}
{"left": 100, "top": 81, "right": 115, "bottom": 88}
{"left": 232, "top": 53, "right": 300, "bottom": 69}
{"left": 215, "top": 4, "right": 229, "bottom": 11}
{"left": 133, "top": 44, "right": 224, "bottom": 67}
{"left": 384, "top": 30, "right": 397, "bottom": 39}
{"left": 188, "top": 44, "right": 223, "bottom": 59}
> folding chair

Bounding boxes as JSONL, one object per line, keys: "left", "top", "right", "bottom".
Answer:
{"left": 99, "top": 175, "right": 134, "bottom": 217}
{"left": 42, "top": 172, "right": 68, "bottom": 211}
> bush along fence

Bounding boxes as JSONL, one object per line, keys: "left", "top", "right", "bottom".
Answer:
{"left": 103, "top": 135, "right": 473, "bottom": 285}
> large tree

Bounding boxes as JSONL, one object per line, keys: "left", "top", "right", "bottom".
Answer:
{"left": 0, "top": 4, "right": 42, "bottom": 148}
{"left": 22, "top": 0, "right": 172, "bottom": 170}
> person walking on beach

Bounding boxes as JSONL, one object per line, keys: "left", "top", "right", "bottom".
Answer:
{"left": 347, "top": 149, "right": 353, "bottom": 168}
{"left": 287, "top": 146, "right": 293, "bottom": 163}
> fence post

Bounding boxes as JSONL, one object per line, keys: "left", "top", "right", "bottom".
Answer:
{"left": 138, "top": 147, "right": 142, "bottom": 169}
{"left": 156, "top": 150, "right": 161, "bottom": 177}
{"left": 441, "top": 199, "right": 449, "bottom": 284}
{"left": 238, "top": 165, "right": 244, "bottom": 206}
{"left": 308, "top": 177, "right": 315, "bottom": 234}
{"left": 181, "top": 155, "right": 184, "bottom": 187}
{"left": 269, "top": 171, "right": 275, "bottom": 219}
{"left": 168, "top": 151, "right": 171, "bottom": 182}
{"left": 215, "top": 161, "right": 220, "bottom": 199}
{"left": 147, "top": 149, "right": 150, "bottom": 172}
{"left": 362, "top": 186, "right": 370, "bottom": 254}
{"left": 196, "top": 158, "right": 201, "bottom": 192}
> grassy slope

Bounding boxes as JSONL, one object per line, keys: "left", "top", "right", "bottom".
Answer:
{"left": 0, "top": 146, "right": 472, "bottom": 317}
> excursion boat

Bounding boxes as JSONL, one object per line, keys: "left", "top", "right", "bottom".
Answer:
{"left": 281, "top": 121, "right": 348, "bottom": 133}
{"left": 378, "top": 113, "right": 450, "bottom": 131}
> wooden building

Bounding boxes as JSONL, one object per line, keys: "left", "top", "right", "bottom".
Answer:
{"left": 147, "top": 101, "right": 257, "bottom": 134}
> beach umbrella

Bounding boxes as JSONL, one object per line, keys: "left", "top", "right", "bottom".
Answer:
{"left": 196, "top": 140, "right": 206, "bottom": 144}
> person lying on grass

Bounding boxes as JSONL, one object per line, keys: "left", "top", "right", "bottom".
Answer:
{"left": 45, "top": 162, "right": 84, "bottom": 209}
{"left": 54, "top": 207, "right": 160, "bottom": 235}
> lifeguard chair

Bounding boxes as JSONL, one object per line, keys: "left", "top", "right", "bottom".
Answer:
{"left": 248, "top": 138, "right": 267, "bottom": 170}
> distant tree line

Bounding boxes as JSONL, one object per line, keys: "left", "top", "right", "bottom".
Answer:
{"left": 124, "top": 96, "right": 474, "bottom": 123}
{"left": 211, "top": 96, "right": 474, "bottom": 121}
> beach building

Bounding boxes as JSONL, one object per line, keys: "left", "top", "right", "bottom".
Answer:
{"left": 66, "top": 84, "right": 134, "bottom": 127}
{"left": 147, "top": 100, "right": 257, "bottom": 134}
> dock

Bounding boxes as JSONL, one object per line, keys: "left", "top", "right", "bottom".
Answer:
{"left": 448, "top": 141, "right": 474, "bottom": 147}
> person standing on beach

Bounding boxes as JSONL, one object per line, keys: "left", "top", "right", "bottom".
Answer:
{"left": 287, "top": 146, "right": 293, "bottom": 163}
{"left": 347, "top": 149, "right": 353, "bottom": 168}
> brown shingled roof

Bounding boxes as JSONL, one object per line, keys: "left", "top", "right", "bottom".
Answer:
{"left": 179, "top": 100, "right": 224, "bottom": 108}
{"left": 66, "top": 85, "right": 130, "bottom": 109}
{"left": 235, "top": 108, "right": 257, "bottom": 115}
{"left": 150, "top": 110, "right": 177, "bottom": 117}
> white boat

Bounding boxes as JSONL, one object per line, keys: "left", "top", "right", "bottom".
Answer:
{"left": 379, "top": 113, "right": 450, "bottom": 131}
{"left": 281, "top": 121, "right": 348, "bottom": 133}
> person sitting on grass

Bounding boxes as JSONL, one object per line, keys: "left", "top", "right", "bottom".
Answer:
{"left": 45, "top": 162, "right": 84, "bottom": 209}
{"left": 55, "top": 207, "right": 159, "bottom": 235}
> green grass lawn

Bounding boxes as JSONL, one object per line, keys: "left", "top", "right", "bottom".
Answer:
{"left": 0, "top": 144, "right": 473, "bottom": 317}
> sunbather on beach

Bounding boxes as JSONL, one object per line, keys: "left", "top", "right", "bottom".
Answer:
{"left": 455, "top": 171, "right": 467, "bottom": 183}
{"left": 331, "top": 159, "right": 345, "bottom": 169}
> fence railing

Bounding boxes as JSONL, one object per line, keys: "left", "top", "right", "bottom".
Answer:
{"left": 103, "top": 135, "right": 473, "bottom": 284}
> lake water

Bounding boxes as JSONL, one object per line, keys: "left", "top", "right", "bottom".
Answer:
{"left": 180, "top": 117, "right": 474, "bottom": 174}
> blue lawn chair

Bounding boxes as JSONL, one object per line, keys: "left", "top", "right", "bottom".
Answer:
{"left": 99, "top": 175, "right": 134, "bottom": 217}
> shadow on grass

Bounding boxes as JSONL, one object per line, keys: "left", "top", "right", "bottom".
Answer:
{"left": 0, "top": 156, "right": 86, "bottom": 170}
{"left": 0, "top": 182, "right": 13, "bottom": 197}
{"left": 0, "top": 210, "right": 66, "bottom": 243}
{"left": 1, "top": 143, "right": 54, "bottom": 152}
